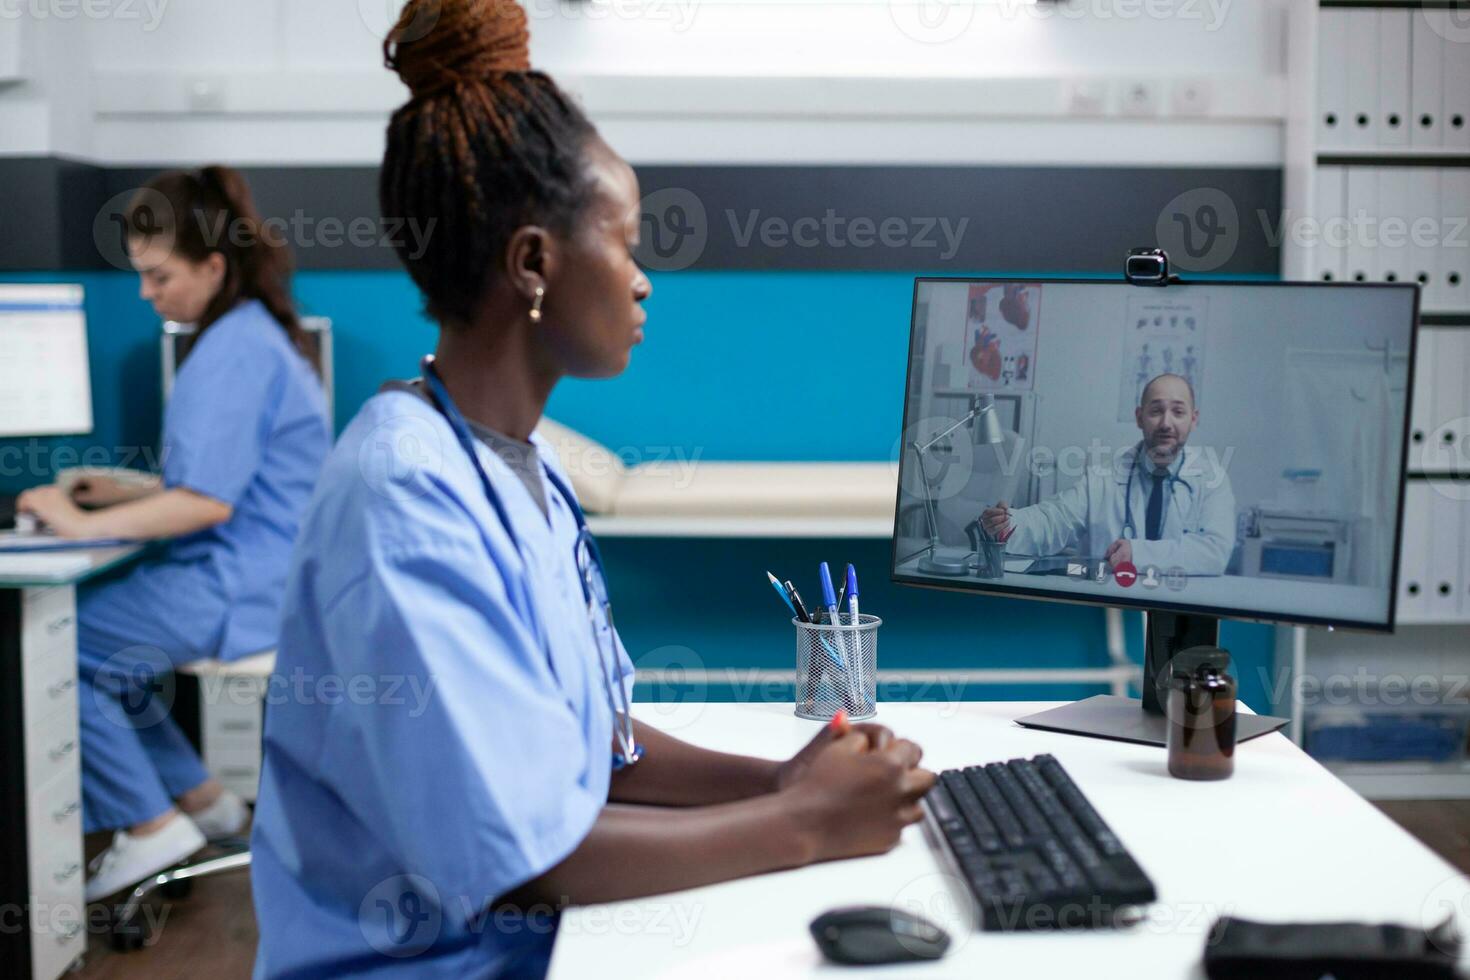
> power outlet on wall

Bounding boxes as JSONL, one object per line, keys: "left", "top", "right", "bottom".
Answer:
{"left": 1170, "top": 78, "right": 1213, "bottom": 116}
{"left": 1117, "top": 79, "right": 1161, "bottom": 117}
{"left": 1067, "top": 79, "right": 1109, "bottom": 117}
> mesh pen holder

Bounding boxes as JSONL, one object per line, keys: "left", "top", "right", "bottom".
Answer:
{"left": 794, "top": 613, "right": 880, "bottom": 721}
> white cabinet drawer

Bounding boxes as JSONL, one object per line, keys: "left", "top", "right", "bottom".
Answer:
{"left": 22, "top": 646, "right": 77, "bottom": 731}
{"left": 21, "top": 587, "right": 76, "bottom": 664}
{"left": 27, "top": 885, "right": 86, "bottom": 980}
{"left": 28, "top": 770, "right": 84, "bottom": 901}
{"left": 25, "top": 704, "right": 80, "bottom": 795}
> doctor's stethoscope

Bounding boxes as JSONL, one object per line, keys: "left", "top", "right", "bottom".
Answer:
{"left": 420, "top": 355, "right": 643, "bottom": 771}
{"left": 1119, "top": 443, "right": 1193, "bottom": 541}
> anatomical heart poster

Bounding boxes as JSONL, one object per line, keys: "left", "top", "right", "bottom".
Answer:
{"left": 959, "top": 283, "right": 1041, "bottom": 392}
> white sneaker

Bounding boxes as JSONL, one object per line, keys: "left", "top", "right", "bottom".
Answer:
{"left": 85, "top": 815, "right": 206, "bottom": 902}
{"left": 187, "top": 789, "right": 249, "bottom": 841}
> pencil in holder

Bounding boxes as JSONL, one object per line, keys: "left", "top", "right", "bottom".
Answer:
{"left": 794, "top": 613, "right": 880, "bottom": 721}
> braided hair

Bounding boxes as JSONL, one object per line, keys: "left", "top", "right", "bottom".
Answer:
{"left": 380, "top": 0, "right": 597, "bottom": 326}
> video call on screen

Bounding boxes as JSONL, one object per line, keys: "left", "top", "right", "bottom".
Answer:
{"left": 893, "top": 279, "right": 1418, "bottom": 628}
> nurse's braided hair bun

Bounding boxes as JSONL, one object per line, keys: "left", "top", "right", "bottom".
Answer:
{"left": 381, "top": 0, "right": 596, "bottom": 326}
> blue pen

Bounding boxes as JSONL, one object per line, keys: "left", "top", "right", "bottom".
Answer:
{"left": 845, "top": 563, "right": 860, "bottom": 626}
{"left": 819, "top": 562, "right": 841, "bottom": 627}
{"left": 820, "top": 562, "right": 861, "bottom": 705}
{"left": 845, "top": 564, "right": 864, "bottom": 701}
{"left": 766, "top": 571, "right": 796, "bottom": 616}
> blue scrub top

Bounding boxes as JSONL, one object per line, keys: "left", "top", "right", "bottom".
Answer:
{"left": 158, "top": 299, "right": 329, "bottom": 660}
{"left": 251, "top": 389, "right": 634, "bottom": 979}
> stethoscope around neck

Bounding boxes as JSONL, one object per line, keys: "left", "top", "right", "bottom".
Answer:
{"left": 1120, "top": 444, "right": 1192, "bottom": 541}
{"left": 418, "top": 355, "right": 643, "bottom": 771}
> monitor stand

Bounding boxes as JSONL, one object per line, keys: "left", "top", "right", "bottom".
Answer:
{"left": 1014, "top": 611, "right": 1290, "bottom": 747}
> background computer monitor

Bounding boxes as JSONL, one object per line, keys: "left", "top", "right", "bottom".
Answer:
{"left": 891, "top": 278, "right": 1419, "bottom": 741}
{"left": 0, "top": 284, "right": 93, "bottom": 437}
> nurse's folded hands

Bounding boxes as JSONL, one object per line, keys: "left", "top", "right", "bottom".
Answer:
{"left": 783, "top": 729, "right": 936, "bottom": 862}
{"left": 774, "top": 720, "right": 896, "bottom": 790}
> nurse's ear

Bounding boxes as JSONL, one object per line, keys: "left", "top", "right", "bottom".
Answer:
{"left": 503, "top": 225, "right": 559, "bottom": 322}
{"left": 199, "top": 251, "right": 227, "bottom": 293}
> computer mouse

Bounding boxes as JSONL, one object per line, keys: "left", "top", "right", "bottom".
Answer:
{"left": 809, "top": 905, "right": 951, "bottom": 966}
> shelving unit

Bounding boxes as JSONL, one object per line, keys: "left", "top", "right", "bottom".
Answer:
{"left": 1277, "top": 0, "right": 1470, "bottom": 799}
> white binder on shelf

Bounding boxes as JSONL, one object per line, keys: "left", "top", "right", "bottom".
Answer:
{"left": 1441, "top": 169, "right": 1470, "bottom": 311}
{"left": 1409, "top": 328, "right": 1436, "bottom": 471}
{"left": 1410, "top": 12, "right": 1445, "bottom": 148}
{"left": 1426, "top": 485, "right": 1463, "bottom": 622}
{"left": 1461, "top": 499, "right": 1470, "bottom": 620}
{"left": 1408, "top": 169, "right": 1443, "bottom": 309}
{"left": 1345, "top": 9, "right": 1381, "bottom": 148}
{"left": 1426, "top": 327, "right": 1470, "bottom": 474}
{"left": 1313, "top": 166, "right": 1347, "bottom": 283}
{"left": 1377, "top": 10, "right": 1411, "bottom": 148}
{"left": 1396, "top": 481, "right": 1430, "bottom": 623}
{"left": 1318, "top": 7, "right": 1349, "bottom": 148}
{"left": 1438, "top": 9, "right": 1470, "bottom": 150}
{"left": 1345, "top": 167, "right": 1378, "bottom": 284}
{"left": 1375, "top": 167, "right": 1412, "bottom": 285}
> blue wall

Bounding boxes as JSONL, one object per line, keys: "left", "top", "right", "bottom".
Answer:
{"left": 0, "top": 269, "right": 1277, "bottom": 711}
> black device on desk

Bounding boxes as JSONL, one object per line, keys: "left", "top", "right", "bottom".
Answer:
{"left": 924, "top": 754, "right": 1156, "bottom": 931}
{"left": 892, "top": 261, "right": 1420, "bottom": 746}
{"left": 0, "top": 495, "right": 15, "bottom": 531}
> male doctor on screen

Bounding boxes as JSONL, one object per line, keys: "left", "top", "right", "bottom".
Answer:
{"left": 979, "top": 373, "right": 1236, "bottom": 576}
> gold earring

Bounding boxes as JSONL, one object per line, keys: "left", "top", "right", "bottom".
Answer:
{"left": 529, "top": 285, "right": 545, "bottom": 324}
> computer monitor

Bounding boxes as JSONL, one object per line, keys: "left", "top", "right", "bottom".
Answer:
{"left": 0, "top": 284, "right": 93, "bottom": 437}
{"left": 891, "top": 276, "right": 1419, "bottom": 744}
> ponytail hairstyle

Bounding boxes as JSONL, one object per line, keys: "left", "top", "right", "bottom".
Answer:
{"left": 124, "top": 166, "right": 307, "bottom": 352}
{"left": 380, "top": 0, "right": 597, "bottom": 326}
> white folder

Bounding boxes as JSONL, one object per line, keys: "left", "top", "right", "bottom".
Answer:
{"left": 1427, "top": 327, "right": 1469, "bottom": 473}
{"left": 1377, "top": 10, "right": 1411, "bottom": 147}
{"left": 1375, "top": 167, "right": 1412, "bottom": 285}
{"left": 1345, "top": 9, "right": 1381, "bottom": 148}
{"left": 1438, "top": 9, "right": 1470, "bottom": 150}
{"left": 1396, "top": 481, "right": 1429, "bottom": 622}
{"left": 1440, "top": 169, "right": 1470, "bottom": 311}
{"left": 1426, "top": 483, "right": 1463, "bottom": 622}
{"left": 1410, "top": 12, "right": 1445, "bottom": 148}
{"left": 1408, "top": 168, "right": 1442, "bottom": 309}
{"left": 1409, "top": 327, "right": 1436, "bottom": 471}
{"left": 1345, "top": 167, "right": 1378, "bottom": 283}
{"left": 1313, "top": 166, "right": 1347, "bottom": 283}
{"left": 1317, "top": 8, "right": 1350, "bottom": 147}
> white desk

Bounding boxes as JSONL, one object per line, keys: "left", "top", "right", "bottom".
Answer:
{"left": 0, "top": 545, "right": 145, "bottom": 980}
{"left": 549, "top": 701, "right": 1470, "bottom": 980}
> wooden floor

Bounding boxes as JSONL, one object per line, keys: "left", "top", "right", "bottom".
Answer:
{"left": 70, "top": 801, "right": 1470, "bottom": 977}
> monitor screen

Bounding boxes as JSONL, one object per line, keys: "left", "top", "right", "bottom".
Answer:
{"left": 0, "top": 284, "right": 93, "bottom": 437}
{"left": 892, "top": 278, "right": 1419, "bottom": 631}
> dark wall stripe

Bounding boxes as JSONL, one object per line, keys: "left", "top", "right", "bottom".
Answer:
{"left": 1, "top": 157, "right": 1282, "bottom": 276}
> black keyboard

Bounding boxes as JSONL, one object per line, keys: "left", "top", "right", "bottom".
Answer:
{"left": 924, "top": 754, "right": 1156, "bottom": 931}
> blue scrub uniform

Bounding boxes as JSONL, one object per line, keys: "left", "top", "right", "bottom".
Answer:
{"left": 78, "top": 300, "right": 329, "bottom": 833}
{"left": 250, "top": 388, "right": 633, "bottom": 979}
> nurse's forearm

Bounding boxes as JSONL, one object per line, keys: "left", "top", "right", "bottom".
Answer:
{"left": 505, "top": 796, "right": 813, "bottom": 907}
{"left": 80, "top": 488, "right": 233, "bottom": 540}
{"left": 608, "top": 721, "right": 779, "bottom": 806}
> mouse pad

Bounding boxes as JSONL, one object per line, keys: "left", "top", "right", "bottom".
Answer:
{"left": 1015, "top": 695, "right": 1289, "bottom": 747}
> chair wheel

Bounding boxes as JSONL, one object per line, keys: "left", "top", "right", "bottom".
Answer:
{"left": 110, "top": 910, "right": 152, "bottom": 951}
{"left": 160, "top": 878, "right": 193, "bottom": 899}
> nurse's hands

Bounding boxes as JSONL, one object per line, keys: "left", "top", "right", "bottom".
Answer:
{"left": 15, "top": 486, "right": 98, "bottom": 539}
{"left": 1105, "top": 538, "right": 1133, "bottom": 569}
{"left": 774, "top": 719, "right": 895, "bottom": 791}
{"left": 786, "top": 729, "right": 936, "bottom": 862}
